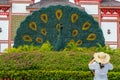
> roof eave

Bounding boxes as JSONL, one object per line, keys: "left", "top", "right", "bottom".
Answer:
{"left": 26, "top": 2, "right": 84, "bottom": 11}
{"left": 100, "top": 6, "right": 120, "bottom": 9}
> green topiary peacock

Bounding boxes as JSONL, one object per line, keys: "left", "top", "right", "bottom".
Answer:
{"left": 13, "top": 5, "right": 105, "bottom": 50}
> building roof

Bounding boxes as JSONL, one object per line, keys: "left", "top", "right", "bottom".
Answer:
{"left": 100, "top": 0, "right": 120, "bottom": 7}
{"left": 0, "top": 0, "right": 10, "bottom": 5}
{"left": 26, "top": 0, "right": 84, "bottom": 10}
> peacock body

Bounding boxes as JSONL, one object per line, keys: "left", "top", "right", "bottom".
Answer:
{"left": 14, "top": 5, "right": 105, "bottom": 50}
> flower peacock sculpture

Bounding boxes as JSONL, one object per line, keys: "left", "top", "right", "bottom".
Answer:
{"left": 14, "top": 5, "right": 105, "bottom": 50}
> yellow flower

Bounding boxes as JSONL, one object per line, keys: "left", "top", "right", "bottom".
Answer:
{"left": 82, "top": 21, "right": 91, "bottom": 30}
{"left": 40, "top": 14, "right": 48, "bottom": 23}
{"left": 41, "top": 28, "right": 47, "bottom": 36}
{"left": 72, "top": 29, "right": 78, "bottom": 37}
{"left": 69, "top": 39, "right": 75, "bottom": 44}
{"left": 23, "top": 35, "right": 32, "bottom": 42}
{"left": 36, "top": 37, "right": 43, "bottom": 43}
{"left": 56, "top": 24, "right": 61, "bottom": 31}
{"left": 29, "top": 22, "right": 37, "bottom": 31}
{"left": 71, "top": 13, "right": 78, "bottom": 23}
{"left": 56, "top": 9, "right": 62, "bottom": 20}
{"left": 76, "top": 40, "right": 82, "bottom": 46}
{"left": 87, "top": 33, "right": 96, "bottom": 41}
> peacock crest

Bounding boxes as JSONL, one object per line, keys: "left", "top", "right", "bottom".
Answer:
{"left": 14, "top": 5, "right": 105, "bottom": 50}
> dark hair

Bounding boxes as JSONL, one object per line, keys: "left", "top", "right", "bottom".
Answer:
{"left": 99, "top": 63, "right": 104, "bottom": 69}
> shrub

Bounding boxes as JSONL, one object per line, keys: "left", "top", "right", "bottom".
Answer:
{"left": 1, "top": 43, "right": 120, "bottom": 79}
{"left": 0, "top": 70, "right": 119, "bottom": 80}
{"left": 0, "top": 51, "right": 120, "bottom": 72}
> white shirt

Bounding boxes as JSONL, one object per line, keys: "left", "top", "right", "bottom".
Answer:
{"left": 89, "top": 62, "right": 113, "bottom": 80}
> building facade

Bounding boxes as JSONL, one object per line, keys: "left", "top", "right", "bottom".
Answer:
{"left": 0, "top": 0, "right": 34, "bottom": 53}
{"left": 0, "top": 0, "right": 120, "bottom": 53}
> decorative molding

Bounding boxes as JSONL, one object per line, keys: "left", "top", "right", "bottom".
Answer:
{"left": 101, "top": 19, "right": 118, "bottom": 22}
{"left": 12, "top": 13, "right": 30, "bottom": 15}
{"left": 0, "top": 18, "right": 9, "bottom": 20}
{"left": 0, "top": 12, "right": 9, "bottom": 16}
{"left": 101, "top": 8, "right": 120, "bottom": 16}
{"left": 12, "top": 1, "right": 31, "bottom": 3}
{"left": 105, "top": 41, "right": 117, "bottom": 45}
{"left": 0, "top": 40, "right": 8, "bottom": 43}
{"left": 74, "top": 0, "right": 100, "bottom": 4}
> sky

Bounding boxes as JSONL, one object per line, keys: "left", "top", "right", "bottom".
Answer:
{"left": 35, "top": 0, "right": 74, "bottom": 3}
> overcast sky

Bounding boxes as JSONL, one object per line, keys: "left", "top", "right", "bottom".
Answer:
{"left": 34, "top": 0, "right": 74, "bottom": 3}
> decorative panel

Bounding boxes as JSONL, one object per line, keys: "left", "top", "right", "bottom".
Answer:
{"left": 101, "top": 22, "right": 117, "bottom": 42}
{"left": 0, "top": 43, "right": 8, "bottom": 52}
{"left": 12, "top": 3, "right": 30, "bottom": 13}
{"left": 81, "top": 5, "right": 98, "bottom": 14}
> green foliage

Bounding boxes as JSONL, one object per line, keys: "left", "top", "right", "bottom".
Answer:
{"left": 0, "top": 51, "right": 90, "bottom": 71}
{"left": 4, "top": 41, "right": 53, "bottom": 53}
{"left": 2, "top": 45, "right": 120, "bottom": 79}
{"left": 1, "top": 49, "right": 120, "bottom": 71}
{"left": 0, "top": 70, "right": 92, "bottom": 80}
{"left": 4, "top": 45, "right": 39, "bottom": 54}
{"left": 0, "top": 70, "right": 119, "bottom": 80}
{"left": 64, "top": 42, "right": 97, "bottom": 53}
{"left": 64, "top": 42, "right": 79, "bottom": 51}
{"left": 95, "top": 44, "right": 120, "bottom": 54}
{"left": 4, "top": 47, "right": 19, "bottom": 54}
{"left": 40, "top": 41, "right": 54, "bottom": 51}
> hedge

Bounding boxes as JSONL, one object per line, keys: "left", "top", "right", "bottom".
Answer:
{"left": 0, "top": 70, "right": 119, "bottom": 80}
{"left": 1, "top": 46, "right": 120, "bottom": 79}
{"left": 0, "top": 51, "right": 120, "bottom": 71}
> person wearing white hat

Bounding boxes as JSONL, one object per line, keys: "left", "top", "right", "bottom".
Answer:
{"left": 88, "top": 52, "right": 113, "bottom": 80}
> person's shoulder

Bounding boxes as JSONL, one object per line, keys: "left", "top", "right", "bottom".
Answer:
{"left": 107, "top": 63, "right": 113, "bottom": 70}
{"left": 92, "top": 62, "right": 99, "bottom": 65}
{"left": 106, "top": 63, "right": 113, "bottom": 65}
{"left": 93, "top": 62, "right": 99, "bottom": 64}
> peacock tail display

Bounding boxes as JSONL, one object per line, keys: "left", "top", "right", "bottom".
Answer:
{"left": 13, "top": 5, "right": 105, "bottom": 50}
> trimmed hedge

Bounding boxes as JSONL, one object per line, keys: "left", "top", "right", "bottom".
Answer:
{"left": 0, "top": 70, "right": 119, "bottom": 80}
{"left": 0, "top": 51, "right": 92, "bottom": 71}
{"left": 1, "top": 49, "right": 120, "bottom": 79}
{"left": 1, "top": 51, "right": 120, "bottom": 71}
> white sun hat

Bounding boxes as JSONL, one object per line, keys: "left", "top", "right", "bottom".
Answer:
{"left": 94, "top": 52, "right": 110, "bottom": 64}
